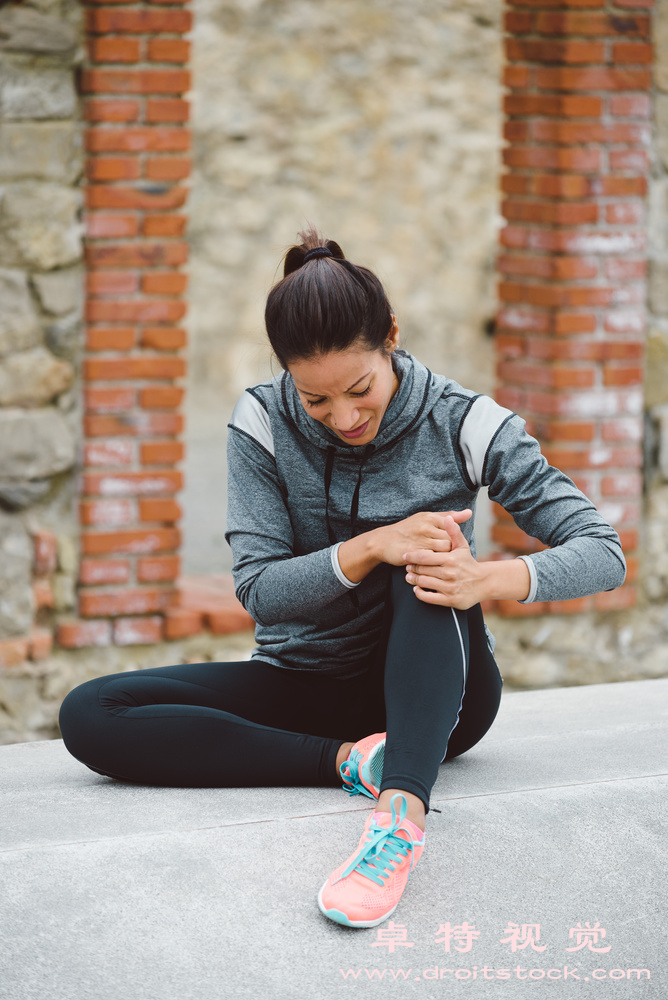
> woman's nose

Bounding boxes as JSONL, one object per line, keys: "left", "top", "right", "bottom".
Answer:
{"left": 331, "top": 402, "right": 360, "bottom": 430}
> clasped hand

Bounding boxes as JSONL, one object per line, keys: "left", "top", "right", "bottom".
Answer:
{"left": 379, "top": 508, "right": 484, "bottom": 610}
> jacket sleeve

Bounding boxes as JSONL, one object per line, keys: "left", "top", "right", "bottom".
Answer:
{"left": 459, "top": 396, "right": 627, "bottom": 603}
{"left": 225, "top": 408, "right": 356, "bottom": 627}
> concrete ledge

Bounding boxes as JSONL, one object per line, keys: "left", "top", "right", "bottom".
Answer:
{"left": 1, "top": 678, "right": 666, "bottom": 999}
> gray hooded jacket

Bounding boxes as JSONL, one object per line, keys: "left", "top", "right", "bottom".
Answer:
{"left": 225, "top": 350, "right": 626, "bottom": 678}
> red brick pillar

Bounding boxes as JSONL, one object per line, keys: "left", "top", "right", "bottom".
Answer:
{"left": 60, "top": 1, "right": 191, "bottom": 647}
{"left": 493, "top": 0, "right": 651, "bottom": 616}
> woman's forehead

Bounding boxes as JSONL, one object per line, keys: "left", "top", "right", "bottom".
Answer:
{"left": 289, "top": 348, "right": 381, "bottom": 396}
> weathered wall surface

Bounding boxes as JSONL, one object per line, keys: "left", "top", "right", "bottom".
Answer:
{"left": 185, "top": 0, "right": 503, "bottom": 573}
{"left": 0, "top": 1, "right": 84, "bottom": 658}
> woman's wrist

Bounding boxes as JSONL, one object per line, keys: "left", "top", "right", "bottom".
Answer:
{"left": 478, "top": 557, "right": 532, "bottom": 603}
{"left": 337, "top": 528, "right": 386, "bottom": 584}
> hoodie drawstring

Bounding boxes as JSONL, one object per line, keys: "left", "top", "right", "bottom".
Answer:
{"left": 324, "top": 443, "right": 375, "bottom": 617}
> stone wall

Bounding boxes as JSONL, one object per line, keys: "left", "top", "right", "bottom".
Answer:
{"left": 0, "top": 1, "right": 84, "bottom": 666}
{"left": 185, "top": 0, "right": 504, "bottom": 573}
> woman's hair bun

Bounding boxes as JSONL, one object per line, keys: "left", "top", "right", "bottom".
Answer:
{"left": 283, "top": 225, "right": 345, "bottom": 277}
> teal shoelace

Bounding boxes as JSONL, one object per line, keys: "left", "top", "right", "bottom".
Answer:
{"left": 339, "top": 749, "right": 377, "bottom": 800}
{"left": 332, "top": 793, "right": 420, "bottom": 888}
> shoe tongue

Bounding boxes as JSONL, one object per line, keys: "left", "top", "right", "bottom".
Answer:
{"left": 372, "top": 812, "right": 424, "bottom": 843}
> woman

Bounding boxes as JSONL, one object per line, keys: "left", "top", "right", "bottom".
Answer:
{"left": 59, "top": 229, "right": 626, "bottom": 930}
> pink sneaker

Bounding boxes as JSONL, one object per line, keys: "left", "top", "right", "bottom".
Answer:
{"left": 317, "top": 792, "right": 425, "bottom": 928}
{"left": 339, "top": 732, "right": 386, "bottom": 800}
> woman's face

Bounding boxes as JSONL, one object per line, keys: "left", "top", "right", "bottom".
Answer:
{"left": 288, "top": 321, "right": 400, "bottom": 447}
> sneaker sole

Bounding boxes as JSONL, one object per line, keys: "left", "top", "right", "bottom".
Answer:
{"left": 317, "top": 882, "right": 401, "bottom": 928}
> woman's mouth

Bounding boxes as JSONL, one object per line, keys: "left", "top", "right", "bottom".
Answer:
{"left": 339, "top": 419, "right": 370, "bottom": 439}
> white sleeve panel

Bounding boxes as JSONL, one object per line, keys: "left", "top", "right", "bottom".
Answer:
{"left": 459, "top": 395, "right": 515, "bottom": 487}
{"left": 330, "top": 541, "right": 361, "bottom": 589}
{"left": 230, "top": 391, "right": 275, "bottom": 456}
{"left": 517, "top": 554, "right": 538, "bottom": 604}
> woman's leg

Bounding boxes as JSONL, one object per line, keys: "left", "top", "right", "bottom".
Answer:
{"left": 375, "top": 567, "right": 503, "bottom": 816}
{"left": 58, "top": 657, "right": 385, "bottom": 788}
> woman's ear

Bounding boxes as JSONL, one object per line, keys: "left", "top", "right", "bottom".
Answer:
{"left": 386, "top": 314, "right": 400, "bottom": 352}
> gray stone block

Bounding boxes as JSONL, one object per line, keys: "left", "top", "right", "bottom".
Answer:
{"left": 0, "top": 63, "right": 77, "bottom": 120}
{"left": 0, "top": 510, "right": 34, "bottom": 637}
{"left": 0, "top": 346, "right": 74, "bottom": 406}
{"left": 0, "top": 6, "right": 78, "bottom": 55}
{"left": 0, "top": 406, "right": 75, "bottom": 479}
{"left": 0, "top": 122, "right": 83, "bottom": 183}
{"left": 32, "top": 265, "right": 83, "bottom": 316}
{"left": 0, "top": 267, "right": 42, "bottom": 357}
{"left": 0, "top": 182, "right": 83, "bottom": 270}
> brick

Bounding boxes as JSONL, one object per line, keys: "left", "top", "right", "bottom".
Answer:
{"left": 80, "top": 499, "right": 136, "bottom": 527}
{"left": 499, "top": 282, "right": 613, "bottom": 309}
{"left": 0, "top": 638, "right": 29, "bottom": 667}
{"left": 495, "top": 386, "right": 526, "bottom": 411}
{"left": 530, "top": 121, "right": 650, "bottom": 145}
{"left": 140, "top": 386, "right": 184, "bottom": 409}
{"left": 141, "top": 272, "right": 188, "bottom": 295}
{"left": 597, "top": 500, "right": 641, "bottom": 524}
{"left": 28, "top": 628, "right": 53, "bottom": 661}
{"left": 597, "top": 177, "right": 647, "bottom": 197}
{"left": 143, "top": 214, "right": 187, "bottom": 237}
{"left": 114, "top": 616, "right": 164, "bottom": 646}
{"left": 56, "top": 620, "right": 112, "bottom": 648}
{"left": 85, "top": 99, "right": 140, "bottom": 122}
{"left": 85, "top": 386, "right": 137, "bottom": 412}
{"left": 82, "top": 528, "right": 180, "bottom": 556}
{"left": 531, "top": 174, "right": 590, "bottom": 200}
{"left": 145, "top": 99, "right": 190, "bottom": 123}
{"left": 33, "top": 579, "right": 54, "bottom": 610}
{"left": 504, "top": 11, "right": 533, "bottom": 33}
{"left": 164, "top": 607, "right": 203, "bottom": 640}
{"left": 145, "top": 157, "right": 192, "bottom": 181}
{"left": 605, "top": 202, "right": 644, "bottom": 225}
{"left": 532, "top": 419, "right": 596, "bottom": 442}
{"left": 593, "top": 585, "right": 637, "bottom": 611}
{"left": 140, "top": 326, "right": 187, "bottom": 350}
{"left": 496, "top": 306, "right": 550, "bottom": 333}
{"left": 147, "top": 39, "right": 191, "bottom": 63}
{"left": 86, "top": 128, "right": 190, "bottom": 153}
{"left": 141, "top": 440, "right": 184, "bottom": 465}
{"left": 84, "top": 441, "right": 135, "bottom": 466}
{"left": 87, "top": 9, "right": 192, "bottom": 33}
{"left": 603, "top": 310, "right": 645, "bottom": 334}
{"left": 86, "top": 327, "right": 135, "bottom": 351}
{"left": 33, "top": 530, "right": 58, "bottom": 576}
{"left": 84, "top": 356, "right": 186, "bottom": 380}
{"left": 526, "top": 339, "right": 601, "bottom": 362}
{"left": 552, "top": 312, "right": 597, "bottom": 335}
{"left": 491, "top": 523, "right": 546, "bottom": 553}
{"left": 205, "top": 604, "right": 255, "bottom": 635}
{"left": 79, "top": 559, "right": 131, "bottom": 586}
{"left": 87, "top": 186, "right": 188, "bottom": 211}
{"left": 503, "top": 94, "right": 602, "bottom": 118}
{"left": 494, "top": 333, "right": 525, "bottom": 358}
{"left": 503, "top": 121, "right": 529, "bottom": 142}
{"left": 601, "top": 417, "right": 643, "bottom": 443}
{"left": 505, "top": 39, "right": 605, "bottom": 64}
{"left": 503, "top": 147, "right": 601, "bottom": 172}
{"left": 86, "top": 157, "right": 140, "bottom": 182}
{"left": 87, "top": 300, "right": 187, "bottom": 324}
{"left": 88, "top": 271, "right": 139, "bottom": 296}
{"left": 535, "top": 67, "right": 650, "bottom": 91}
{"left": 497, "top": 360, "right": 595, "bottom": 389}
{"left": 542, "top": 445, "right": 641, "bottom": 470}
{"left": 87, "top": 241, "right": 188, "bottom": 269}
{"left": 608, "top": 151, "right": 650, "bottom": 175}
{"left": 79, "top": 588, "right": 174, "bottom": 617}
{"left": 501, "top": 200, "right": 599, "bottom": 226}
{"left": 85, "top": 413, "right": 183, "bottom": 438}
{"left": 83, "top": 471, "right": 183, "bottom": 497}
{"left": 139, "top": 499, "right": 182, "bottom": 522}
{"left": 503, "top": 65, "right": 530, "bottom": 89}
{"left": 609, "top": 94, "right": 651, "bottom": 118}
{"left": 604, "top": 258, "right": 646, "bottom": 281}
{"left": 86, "top": 213, "right": 139, "bottom": 239}
{"left": 81, "top": 69, "right": 191, "bottom": 96}
{"left": 498, "top": 252, "right": 598, "bottom": 280}
{"left": 90, "top": 38, "right": 141, "bottom": 63}
{"left": 547, "top": 597, "right": 594, "bottom": 615}
{"left": 534, "top": 12, "right": 650, "bottom": 36}
{"left": 603, "top": 365, "right": 644, "bottom": 386}
{"left": 137, "top": 555, "right": 181, "bottom": 582}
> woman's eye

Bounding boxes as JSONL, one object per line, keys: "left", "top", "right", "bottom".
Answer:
{"left": 305, "top": 397, "right": 325, "bottom": 408}
{"left": 351, "top": 385, "right": 372, "bottom": 398}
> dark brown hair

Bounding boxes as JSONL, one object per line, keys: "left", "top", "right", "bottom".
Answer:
{"left": 265, "top": 226, "right": 394, "bottom": 367}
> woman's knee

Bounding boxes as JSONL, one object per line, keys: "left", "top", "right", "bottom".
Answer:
{"left": 58, "top": 675, "right": 110, "bottom": 763}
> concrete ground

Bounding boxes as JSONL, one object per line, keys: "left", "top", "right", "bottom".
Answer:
{"left": 1, "top": 678, "right": 665, "bottom": 1000}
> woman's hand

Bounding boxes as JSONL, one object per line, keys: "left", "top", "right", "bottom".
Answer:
{"left": 403, "top": 515, "right": 532, "bottom": 609}
{"left": 374, "top": 509, "right": 473, "bottom": 567}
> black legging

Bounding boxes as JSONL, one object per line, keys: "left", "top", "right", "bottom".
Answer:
{"left": 58, "top": 568, "right": 503, "bottom": 814}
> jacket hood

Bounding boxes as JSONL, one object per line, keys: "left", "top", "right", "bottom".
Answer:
{"left": 275, "top": 349, "right": 446, "bottom": 457}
